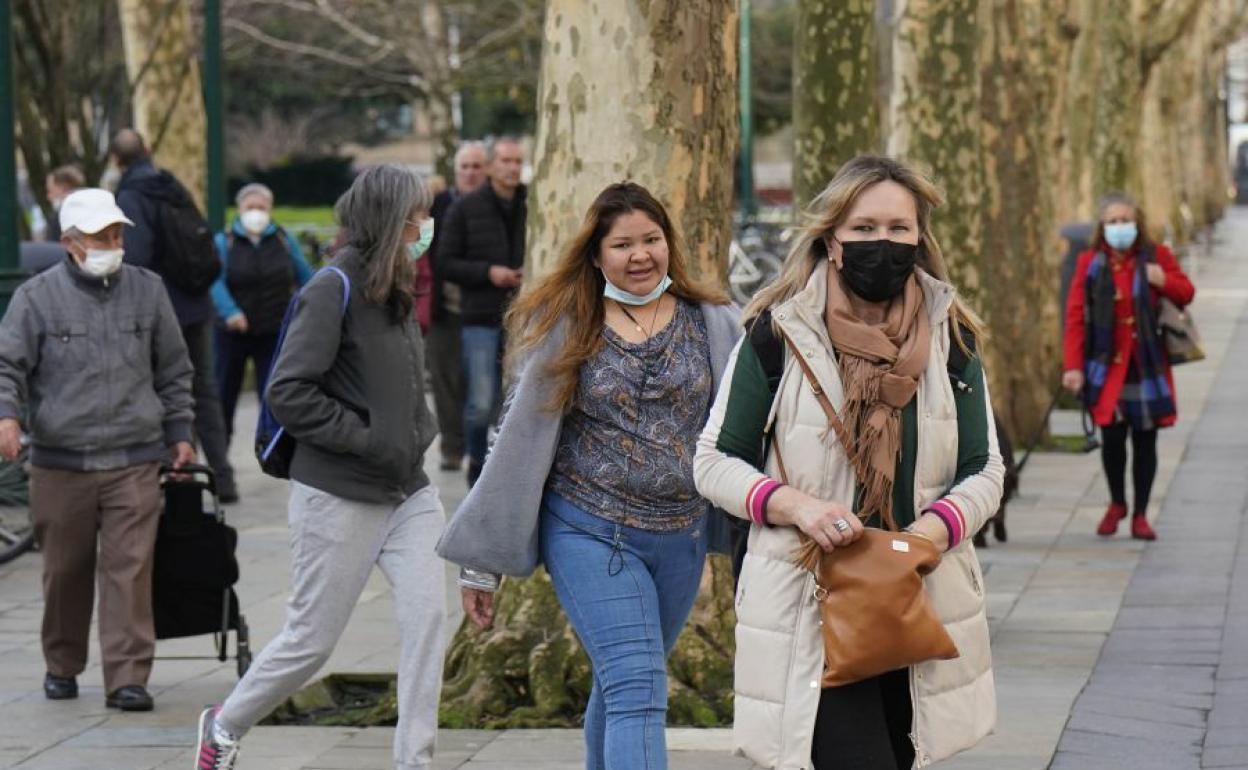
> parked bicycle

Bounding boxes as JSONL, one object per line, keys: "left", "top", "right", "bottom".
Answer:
{"left": 728, "top": 221, "right": 787, "bottom": 306}
{"left": 0, "top": 447, "right": 34, "bottom": 565}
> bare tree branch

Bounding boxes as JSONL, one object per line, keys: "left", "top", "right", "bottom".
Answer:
{"left": 1212, "top": 0, "right": 1248, "bottom": 49}
{"left": 1140, "top": 0, "right": 1205, "bottom": 70}
{"left": 455, "top": 7, "right": 538, "bottom": 63}
{"left": 223, "top": 16, "right": 427, "bottom": 90}
{"left": 228, "top": 0, "right": 393, "bottom": 50}
{"left": 128, "top": 0, "right": 185, "bottom": 96}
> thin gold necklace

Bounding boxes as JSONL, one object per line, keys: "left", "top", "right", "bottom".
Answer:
{"left": 616, "top": 296, "right": 663, "bottom": 338}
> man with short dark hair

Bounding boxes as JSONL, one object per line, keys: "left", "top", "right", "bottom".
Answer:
{"left": 43, "top": 165, "right": 85, "bottom": 242}
{"left": 110, "top": 129, "right": 239, "bottom": 502}
{"left": 0, "top": 188, "right": 195, "bottom": 712}
{"left": 426, "top": 141, "right": 487, "bottom": 472}
{"left": 437, "top": 137, "right": 527, "bottom": 486}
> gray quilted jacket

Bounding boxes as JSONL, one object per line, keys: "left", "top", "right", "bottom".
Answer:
{"left": 0, "top": 258, "right": 194, "bottom": 471}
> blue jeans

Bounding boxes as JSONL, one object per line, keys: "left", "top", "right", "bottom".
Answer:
{"left": 540, "top": 492, "right": 707, "bottom": 770}
{"left": 461, "top": 325, "right": 503, "bottom": 469}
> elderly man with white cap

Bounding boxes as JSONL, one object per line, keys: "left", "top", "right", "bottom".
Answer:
{"left": 0, "top": 188, "right": 196, "bottom": 712}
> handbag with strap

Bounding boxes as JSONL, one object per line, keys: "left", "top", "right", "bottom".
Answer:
{"left": 771, "top": 330, "right": 959, "bottom": 687}
{"left": 1158, "top": 297, "right": 1204, "bottom": 365}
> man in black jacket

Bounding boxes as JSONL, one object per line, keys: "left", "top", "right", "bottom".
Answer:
{"left": 436, "top": 137, "right": 526, "bottom": 486}
{"left": 111, "top": 129, "right": 239, "bottom": 502}
{"left": 427, "top": 141, "right": 487, "bottom": 473}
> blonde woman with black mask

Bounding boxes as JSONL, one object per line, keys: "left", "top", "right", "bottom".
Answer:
{"left": 695, "top": 155, "right": 1004, "bottom": 770}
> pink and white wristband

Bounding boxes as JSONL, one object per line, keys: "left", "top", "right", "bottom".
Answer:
{"left": 925, "top": 497, "right": 967, "bottom": 550}
{"left": 745, "top": 477, "right": 783, "bottom": 527}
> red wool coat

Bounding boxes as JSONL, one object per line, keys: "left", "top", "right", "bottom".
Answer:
{"left": 1063, "top": 242, "right": 1195, "bottom": 427}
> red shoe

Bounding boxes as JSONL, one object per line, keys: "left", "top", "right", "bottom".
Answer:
{"left": 1131, "top": 515, "right": 1157, "bottom": 541}
{"left": 1096, "top": 503, "right": 1128, "bottom": 536}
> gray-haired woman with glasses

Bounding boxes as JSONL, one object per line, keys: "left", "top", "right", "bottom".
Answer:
{"left": 194, "top": 165, "right": 444, "bottom": 770}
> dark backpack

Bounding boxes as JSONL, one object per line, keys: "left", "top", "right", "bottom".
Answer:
{"left": 144, "top": 171, "right": 221, "bottom": 295}
{"left": 255, "top": 267, "right": 351, "bottom": 478}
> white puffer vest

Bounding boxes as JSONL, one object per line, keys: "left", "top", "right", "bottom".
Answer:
{"left": 696, "top": 263, "right": 1004, "bottom": 769}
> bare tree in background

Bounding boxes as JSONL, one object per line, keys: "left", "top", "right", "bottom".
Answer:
{"left": 218, "top": 0, "right": 543, "bottom": 175}
{"left": 12, "top": 0, "right": 131, "bottom": 217}
{"left": 119, "top": 0, "right": 209, "bottom": 207}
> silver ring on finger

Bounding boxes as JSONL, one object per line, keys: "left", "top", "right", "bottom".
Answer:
{"left": 833, "top": 518, "right": 852, "bottom": 535}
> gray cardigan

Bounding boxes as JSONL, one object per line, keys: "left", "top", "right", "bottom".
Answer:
{"left": 436, "top": 300, "right": 742, "bottom": 577}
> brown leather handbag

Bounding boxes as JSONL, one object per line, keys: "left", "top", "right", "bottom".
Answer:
{"left": 774, "top": 333, "right": 959, "bottom": 687}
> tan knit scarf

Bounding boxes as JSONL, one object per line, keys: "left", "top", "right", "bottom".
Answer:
{"left": 824, "top": 267, "right": 931, "bottom": 531}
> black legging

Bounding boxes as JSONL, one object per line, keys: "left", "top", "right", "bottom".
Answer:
{"left": 1100, "top": 421, "right": 1158, "bottom": 514}
{"left": 812, "top": 669, "right": 915, "bottom": 770}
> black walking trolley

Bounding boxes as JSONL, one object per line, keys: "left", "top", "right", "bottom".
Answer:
{"left": 152, "top": 464, "right": 252, "bottom": 677}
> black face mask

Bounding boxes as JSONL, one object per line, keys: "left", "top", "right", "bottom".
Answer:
{"left": 836, "top": 238, "right": 919, "bottom": 302}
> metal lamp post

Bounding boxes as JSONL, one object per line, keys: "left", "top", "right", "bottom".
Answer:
{"left": 0, "top": 1, "right": 24, "bottom": 313}
{"left": 203, "top": 0, "right": 225, "bottom": 231}
{"left": 738, "top": 0, "right": 756, "bottom": 219}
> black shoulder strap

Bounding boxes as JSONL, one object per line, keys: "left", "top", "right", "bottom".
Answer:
{"left": 747, "top": 310, "right": 784, "bottom": 396}
{"left": 947, "top": 321, "right": 977, "bottom": 390}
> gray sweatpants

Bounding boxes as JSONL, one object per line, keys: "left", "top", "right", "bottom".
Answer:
{"left": 218, "top": 482, "right": 447, "bottom": 770}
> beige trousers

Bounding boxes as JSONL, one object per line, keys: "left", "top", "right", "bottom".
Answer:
{"left": 30, "top": 462, "right": 162, "bottom": 692}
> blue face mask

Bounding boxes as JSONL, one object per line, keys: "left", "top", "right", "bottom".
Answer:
{"left": 407, "top": 219, "right": 435, "bottom": 261}
{"left": 1103, "top": 222, "right": 1138, "bottom": 251}
{"left": 603, "top": 273, "right": 673, "bottom": 306}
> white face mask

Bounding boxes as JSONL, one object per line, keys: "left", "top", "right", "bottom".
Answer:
{"left": 82, "top": 248, "right": 125, "bottom": 277}
{"left": 240, "top": 209, "right": 271, "bottom": 235}
{"left": 603, "top": 273, "right": 672, "bottom": 306}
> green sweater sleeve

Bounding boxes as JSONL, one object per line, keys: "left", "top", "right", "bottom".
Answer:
{"left": 713, "top": 337, "right": 775, "bottom": 470}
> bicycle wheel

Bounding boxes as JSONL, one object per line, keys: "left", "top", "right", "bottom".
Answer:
{"left": 0, "top": 450, "right": 33, "bottom": 565}
{"left": 0, "top": 507, "right": 34, "bottom": 565}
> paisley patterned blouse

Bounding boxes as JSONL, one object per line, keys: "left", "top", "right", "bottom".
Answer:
{"left": 547, "top": 299, "right": 713, "bottom": 532}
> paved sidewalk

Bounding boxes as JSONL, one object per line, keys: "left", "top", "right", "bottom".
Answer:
{"left": 1050, "top": 223, "right": 1248, "bottom": 768}
{"left": 0, "top": 209, "right": 1244, "bottom": 769}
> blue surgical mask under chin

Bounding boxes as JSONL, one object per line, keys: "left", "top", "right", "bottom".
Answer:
{"left": 603, "top": 273, "right": 673, "bottom": 306}
{"left": 1103, "top": 222, "right": 1138, "bottom": 251}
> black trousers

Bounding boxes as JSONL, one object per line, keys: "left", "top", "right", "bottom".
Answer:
{"left": 182, "top": 320, "right": 236, "bottom": 494}
{"left": 426, "top": 314, "right": 465, "bottom": 460}
{"left": 812, "top": 669, "right": 915, "bottom": 770}
{"left": 1100, "top": 421, "right": 1158, "bottom": 513}
{"left": 214, "top": 328, "right": 279, "bottom": 445}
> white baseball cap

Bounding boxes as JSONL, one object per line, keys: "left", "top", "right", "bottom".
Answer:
{"left": 58, "top": 188, "right": 134, "bottom": 236}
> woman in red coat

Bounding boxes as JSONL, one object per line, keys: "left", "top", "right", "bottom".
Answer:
{"left": 1062, "top": 193, "right": 1195, "bottom": 540}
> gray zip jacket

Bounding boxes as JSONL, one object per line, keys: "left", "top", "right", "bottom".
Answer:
{"left": 0, "top": 258, "right": 194, "bottom": 471}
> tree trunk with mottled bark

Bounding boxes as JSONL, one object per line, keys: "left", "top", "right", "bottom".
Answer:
{"left": 118, "top": 0, "right": 207, "bottom": 207}
{"left": 792, "top": 0, "right": 880, "bottom": 207}
{"left": 888, "top": 0, "right": 986, "bottom": 305}
{"left": 438, "top": 0, "right": 740, "bottom": 729}
{"left": 524, "top": 1, "right": 739, "bottom": 282}
{"left": 976, "top": 0, "right": 1076, "bottom": 441}
{"left": 1090, "top": 0, "right": 1204, "bottom": 205}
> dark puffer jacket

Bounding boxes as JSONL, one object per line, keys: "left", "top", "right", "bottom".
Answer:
{"left": 435, "top": 182, "right": 527, "bottom": 327}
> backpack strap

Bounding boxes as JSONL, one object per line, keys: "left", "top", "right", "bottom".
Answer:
{"left": 947, "top": 322, "right": 977, "bottom": 393}
{"left": 321, "top": 266, "right": 352, "bottom": 316}
{"left": 747, "top": 310, "right": 785, "bottom": 394}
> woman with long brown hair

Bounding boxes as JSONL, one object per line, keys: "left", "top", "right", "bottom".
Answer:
{"left": 695, "top": 155, "right": 1004, "bottom": 769}
{"left": 437, "top": 182, "right": 740, "bottom": 770}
